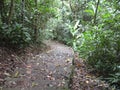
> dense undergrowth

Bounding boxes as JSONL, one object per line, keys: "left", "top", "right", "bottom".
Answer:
{"left": 0, "top": 0, "right": 56, "bottom": 48}
{"left": 78, "top": 27, "right": 120, "bottom": 89}
{"left": 0, "top": 0, "right": 120, "bottom": 89}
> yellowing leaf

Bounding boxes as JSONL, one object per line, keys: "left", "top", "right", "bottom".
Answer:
{"left": 4, "top": 72, "right": 11, "bottom": 76}
{"left": 65, "top": 58, "right": 71, "bottom": 63}
{"left": 14, "top": 71, "right": 19, "bottom": 78}
{"left": 56, "top": 64, "right": 60, "bottom": 67}
{"left": 32, "top": 82, "right": 38, "bottom": 87}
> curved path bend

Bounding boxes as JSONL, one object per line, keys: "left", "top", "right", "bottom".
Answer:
{"left": 4, "top": 40, "right": 74, "bottom": 90}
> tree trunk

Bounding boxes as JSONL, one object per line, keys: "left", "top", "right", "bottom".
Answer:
{"left": 69, "top": 0, "right": 75, "bottom": 20}
{"left": 61, "top": 0, "right": 65, "bottom": 21}
{"left": 21, "top": 0, "right": 25, "bottom": 23}
{"left": 94, "top": 0, "right": 100, "bottom": 25}
{"left": 34, "top": 0, "right": 38, "bottom": 41}
{"left": 0, "top": 0, "right": 6, "bottom": 23}
{"left": 8, "top": 0, "right": 14, "bottom": 24}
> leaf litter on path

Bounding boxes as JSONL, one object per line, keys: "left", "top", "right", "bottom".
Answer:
{"left": 70, "top": 53, "right": 110, "bottom": 90}
{"left": 0, "top": 40, "right": 110, "bottom": 90}
{"left": 1, "top": 40, "right": 74, "bottom": 90}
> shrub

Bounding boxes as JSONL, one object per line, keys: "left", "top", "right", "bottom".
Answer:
{"left": 77, "top": 26, "right": 120, "bottom": 87}
{"left": 0, "top": 23, "right": 31, "bottom": 48}
{"left": 45, "top": 18, "right": 73, "bottom": 45}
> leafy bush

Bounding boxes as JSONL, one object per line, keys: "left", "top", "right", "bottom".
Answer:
{"left": 0, "top": 23, "right": 31, "bottom": 48}
{"left": 45, "top": 18, "right": 73, "bottom": 45}
{"left": 54, "top": 22, "right": 73, "bottom": 45}
{"left": 107, "top": 72, "right": 120, "bottom": 89}
{"left": 76, "top": 26, "right": 120, "bottom": 87}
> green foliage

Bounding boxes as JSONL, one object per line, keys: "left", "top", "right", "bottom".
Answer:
{"left": 0, "top": 0, "right": 120, "bottom": 89}
{"left": 45, "top": 17, "right": 73, "bottom": 45}
{"left": 54, "top": 21, "right": 73, "bottom": 45}
{"left": 73, "top": 25, "right": 120, "bottom": 88}
{"left": 0, "top": 23, "right": 31, "bottom": 48}
{"left": 68, "top": 24, "right": 119, "bottom": 90}
{"left": 107, "top": 72, "right": 120, "bottom": 85}
{"left": 0, "top": 0, "right": 58, "bottom": 48}
{"left": 80, "top": 29, "right": 119, "bottom": 72}
{"left": 65, "top": 1, "right": 120, "bottom": 89}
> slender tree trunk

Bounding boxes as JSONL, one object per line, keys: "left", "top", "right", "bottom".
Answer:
{"left": 21, "top": 0, "right": 25, "bottom": 23}
{"left": 94, "top": 0, "right": 100, "bottom": 25}
{"left": 0, "top": 0, "right": 6, "bottom": 23}
{"left": 61, "top": 0, "right": 64, "bottom": 21}
{"left": 34, "top": 0, "right": 38, "bottom": 41}
{"left": 8, "top": 0, "right": 14, "bottom": 24}
{"left": 69, "top": 0, "right": 75, "bottom": 20}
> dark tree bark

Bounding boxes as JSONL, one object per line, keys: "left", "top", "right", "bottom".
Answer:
{"left": 21, "top": 0, "right": 25, "bottom": 23}
{"left": 8, "top": 0, "right": 14, "bottom": 24}
{"left": 94, "top": 0, "right": 100, "bottom": 25}
{"left": 34, "top": 0, "right": 38, "bottom": 41}
{"left": 0, "top": 0, "right": 6, "bottom": 23}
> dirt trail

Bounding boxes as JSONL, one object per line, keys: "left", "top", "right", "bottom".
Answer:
{"left": 3, "top": 40, "right": 74, "bottom": 90}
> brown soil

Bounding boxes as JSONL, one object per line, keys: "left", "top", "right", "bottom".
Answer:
{"left": 0, "top": 40, "right": 74, "bottom": 90}
{"left": 70, "top": 53, "right": 110, "bottom": 90}
{"left": 0, "top": 40, "right": 110, "bottom": 90}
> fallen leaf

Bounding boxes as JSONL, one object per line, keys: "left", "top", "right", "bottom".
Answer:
{"left": 46, "top": 50, "right": 52, "bottom": 53}
{"left": 32, "top": 82, "right": 38, "bottom": 87}
{"left": 65, "top": 58, "right": 71, "bottom": 63}
{"left": 56, "top": 64, "right": 60, "bottom": 67}
{"left": 14, "top": 71, "right": 19, "bottom": 78}
{"left": 46, "top": 75, "right": 55, "bottom": 80}
{"left": 4, "top": 72, "right": 11, "bottom": 76}
{"left": 64, "top": 67, "right": 67, "bottom": 71}
{"left": 0, "top": 79, "right": 4, "bottom": 82}
{"left": 26, "top": 65, "right": 32, "bottom": 68}
{"left": 86, "top": 80, "right": 89, "bottom": 84}
{"left": 76, "top": 63, "right": 82, "bottom": 67}
{"left": 36, "top": 63, "right": 40, "bottom": 66}
{"left": 26, "top": 70, "right": 31, "bottom": 74}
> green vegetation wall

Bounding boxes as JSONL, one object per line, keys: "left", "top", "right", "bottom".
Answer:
{"left": 0, "top": 0, "right": 57, "bottom": 48}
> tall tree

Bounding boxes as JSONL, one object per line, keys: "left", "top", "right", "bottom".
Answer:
{"left": 0, "top": 0, "right": 6, "bottom": 23}
{"left": 94, "top": 0, "right": 100, "bottom": 24}
{"left": 8, "top": 0, "right": 14, "bottom": 24}
{"left": 34, "top": 0, "right": 38, "bottom": 41}
{"left": 21, "top": 0, "right": 25, "bottom": 23}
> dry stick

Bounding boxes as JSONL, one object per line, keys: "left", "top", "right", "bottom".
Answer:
{"left": 11, "top": 52, "right": 28, "bottom": 67}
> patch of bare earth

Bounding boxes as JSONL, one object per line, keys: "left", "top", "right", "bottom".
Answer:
{"left": 0, "top": 43, "right": 49, "bottom": 89}
{"left": 0, "top": 40, "right": 110, "bottom": 90}
{"left": 1, "top": 40, "right": 74, "bottom": 90}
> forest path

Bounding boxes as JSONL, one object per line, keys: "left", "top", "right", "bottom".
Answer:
{"left": 4, "top": 40, "right": 74, "bottom": 90}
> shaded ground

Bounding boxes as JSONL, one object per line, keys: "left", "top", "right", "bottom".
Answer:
{"left": 1, "top": 40, "right": 74, "bottom": 90}
{"left": 70, "top": 53, "right": 110, "bottom": 90}
{"left": 0, "top": 40, "right": 110, "bottom": 90}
